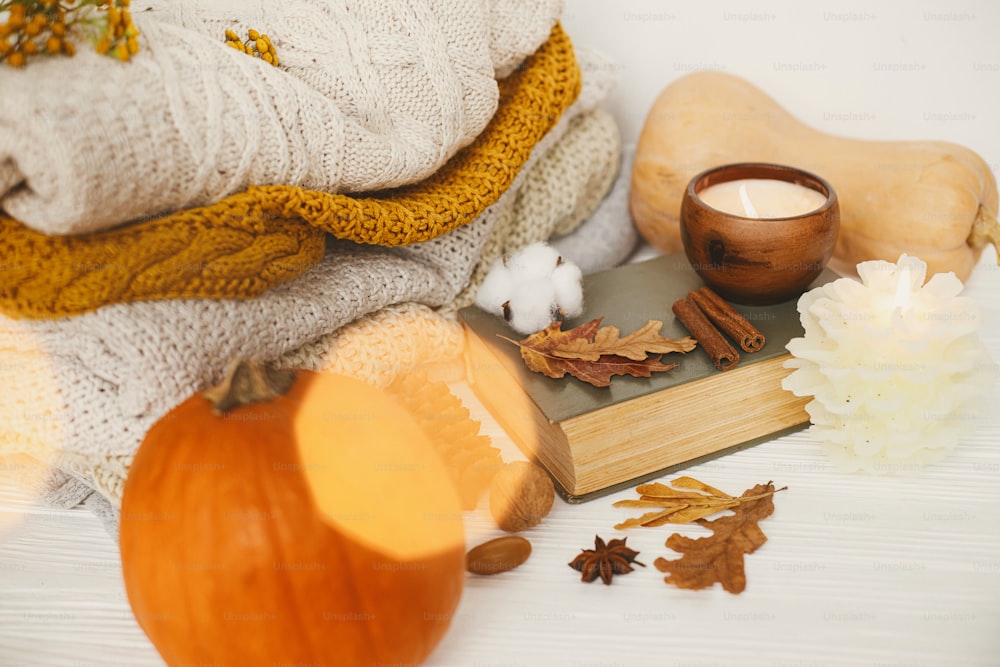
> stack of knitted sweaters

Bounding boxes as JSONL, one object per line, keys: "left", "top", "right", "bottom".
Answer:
{"left": 0, "top": 0, "right": 638, "bottom": 529}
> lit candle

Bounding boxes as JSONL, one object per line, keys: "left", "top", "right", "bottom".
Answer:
{"left": 697, "top": 179, "right": 828, "bottom": 219}
{"left": 680, "top": 163, "right": 839, "bottom": 305}
{"left": 782, "top": 254, "right": 996, "bottom": 473}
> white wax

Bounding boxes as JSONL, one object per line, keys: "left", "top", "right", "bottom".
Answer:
{"left": 782, "top": 254, "right": 996, "bottom": 473}
{"left": 697, "top": 178, "right": 828, "bottom": 218}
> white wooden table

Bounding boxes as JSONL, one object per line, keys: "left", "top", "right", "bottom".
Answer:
{"left": 3, "top": 274, "right": 1000, "bottom": 666}
{"left": 3, "top": 1, "right": 999, "bottom": 664}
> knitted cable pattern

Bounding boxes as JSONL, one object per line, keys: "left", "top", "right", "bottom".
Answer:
{"left": 251, "top": 22, "right": 579, "bottom": 245}
{"left": 0, "top": 45, "right": 616, "bottom": 514}
{"left": 0, "top": 23, "right": 580, "bottom": 320}
{"left": 0, "top": 0, "right": 566, "bottom": 235}
{"left": 0, "top": 213, "right": 327, "bottom": 320}
{"left": 147, "top": 0, "right": 563, "bottom": 82}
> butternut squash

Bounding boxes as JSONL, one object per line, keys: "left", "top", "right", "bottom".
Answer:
{"left": 630, "top": 71, "right": 999, "bottom": 281}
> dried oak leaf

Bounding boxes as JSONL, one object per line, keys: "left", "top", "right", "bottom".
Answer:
{"left": 501, "top": 318, "right": 695, "bottom": 388}
{"left": 613, "top": 476, "right": 781, "bottom": 528}
{"left": 548, "top": 319, "right": 697, "bottom": 361}
{"left": 653, "top": 482, "right": 782, "bottom": 594}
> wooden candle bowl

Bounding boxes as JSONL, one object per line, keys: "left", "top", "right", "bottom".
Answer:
{"left": 680, "top": 163, "right": 840, "bottom": 305}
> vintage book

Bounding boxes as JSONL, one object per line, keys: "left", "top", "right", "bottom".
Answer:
{"left": 459, "top": 252, "right": 835, "bottom": 502}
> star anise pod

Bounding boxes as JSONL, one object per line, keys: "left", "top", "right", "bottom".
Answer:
{"left": 568, "top": 535, "right": 645, "bottom": 585}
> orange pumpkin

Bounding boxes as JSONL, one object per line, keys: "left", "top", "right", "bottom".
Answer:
{"left": 119, "top": 361, "right": 466, "bottom": 666}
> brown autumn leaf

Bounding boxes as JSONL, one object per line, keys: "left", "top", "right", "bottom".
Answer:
{"left": 613, "top": 476, "right": 781, "bottom": 529}
{"left": 548, "top": 319, "right": 697, "bottom": 361}
{"left": 499, "top": 318, "right": 694, "bottom": 388}
{"left": 653, "top": 482, "right": 782, "bottom": 594}
{"left": 528, "top": 353, "right": 679, "bottom": 388}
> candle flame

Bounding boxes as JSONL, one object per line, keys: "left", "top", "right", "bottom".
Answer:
{"left": 893, "top": 265, "right": 912, "bottom": 312}
{"left": 738, "top": 183, "right": 760, "bottom": 218}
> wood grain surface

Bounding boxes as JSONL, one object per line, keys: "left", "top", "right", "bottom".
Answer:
{"left": 3, "top": 248, "right": 1000, "bottom": 664}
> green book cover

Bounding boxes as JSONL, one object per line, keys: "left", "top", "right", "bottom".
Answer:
{"left": 459, "top": 252, "right": 832, "bottom": 424}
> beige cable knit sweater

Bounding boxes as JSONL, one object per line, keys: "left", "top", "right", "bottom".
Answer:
{"left": 0, "top": 0, "right": 562, "bottom": 235}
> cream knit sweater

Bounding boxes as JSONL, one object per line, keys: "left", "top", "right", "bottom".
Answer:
{"left": 0, "top": 0, "right": 562, "bottom": 235}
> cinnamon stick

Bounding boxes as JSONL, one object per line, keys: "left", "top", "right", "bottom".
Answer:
{"left": 671, "top": 296, "right": 739, "bottom": 372}
{"left": 689, "top": 287, "right": 766, "bottom": 353}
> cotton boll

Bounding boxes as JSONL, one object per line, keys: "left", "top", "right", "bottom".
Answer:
{"left": 474, "top": 241, "right": 587, "bottom": 334}
{"left": 551, "top": 261, "right": 584, "bottom": 318}
{"left": 507, "top": 280, "right": 558, "bottom": 335}
{"left": 505, "top": 242, "right": 562, "bottom": 282}
{"left": 475, "top": 259, "right": 515, "bottom": 314}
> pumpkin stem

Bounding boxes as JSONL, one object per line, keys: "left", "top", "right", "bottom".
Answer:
{"left": 203, "top": 359, "right": 298, "bottom": 414}
{"left": 968, "top": 205, "right": 1000, "bottom": 257}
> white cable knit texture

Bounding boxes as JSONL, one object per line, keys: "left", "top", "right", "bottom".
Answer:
{"left": 0, "top": 0, "right": 562, "bottom": 235}
{"left": 0, "top": 46, "right": 616, "bottom": 510}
